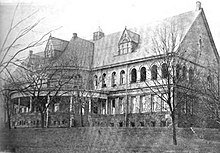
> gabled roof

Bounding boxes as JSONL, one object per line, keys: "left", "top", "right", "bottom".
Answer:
{"left": 126, "top": 29, "right": 140, "bottom": 44}
{"left": 56, "top": 36, "right": 94, "bottom": 69}
{"left": 45, "top": 36, "right": 69, "bottom": 53}
{"left": 118, "top": 28, "right": 140, "bottom": 44}
{"left": 92, "top": 10, "right": 201, "bottom": 68}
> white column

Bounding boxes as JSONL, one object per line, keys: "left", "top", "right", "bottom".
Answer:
{"left": 18, "top": 97, "right": 20, "bottom": 113}
{"left": 110, "top": 99, "right": 113, "bottom": 115}
{"left": 70, "top": 96, "right": 73, "bottom": 127}
{"left": 29, "top": 96, "right": 32, "bottom": 112}
{"left": 105, "top": 100, "right": 108, "bottom": 115}
{"left": 115, "top": 98, "right": 119, "bottom": 114}
{"left": 70, "top": 96, "right": 73, "bottom": 112}
{"left": 46, "top": 95, "right": 50, "bottom": 127}
{"left": 136, "top": 95, "right": 140, "bottom": 113}
{"left": 88, "top": 98, "right": 91, "bottom": 113}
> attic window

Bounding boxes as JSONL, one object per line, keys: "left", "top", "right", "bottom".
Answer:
{"left": 119, "top": 39, "right": 130, "bottom": 55}
{"left": 118, "top": 28, "right": 139, "bottom": 55}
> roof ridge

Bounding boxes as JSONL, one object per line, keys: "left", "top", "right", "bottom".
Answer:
{"left": 96, "top": 10, "right": 197, "bottom": 39}
{"left": 50, "top": 36, "right": 69, "bottom": 42}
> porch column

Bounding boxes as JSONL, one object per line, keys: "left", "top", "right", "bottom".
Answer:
{"left": 136, "top": 95, "right": 140, "bottom": 113}
{"left": 18, "top": 97, "right": 20, "bottom": 114}
{"left": 70, "top": 96, "right": 73, "bottom": 112}
{"left": 110, "top": 99, "right": 113, "bottom": 115}
{"left": 46, "top": 95, "right": 50, "bottom": 127}
{"left": 105, "top": 100, "right": 108, "bottom": 115}
{"left": 70, "top": 96, "right": 73, "bottom": 127}
{"left": 100, "top": 100, "right": 103, "bottom": 114}
{"left": 29, "top": 96, "right": 32, "bottom": 112}
{"left": 115, "top": 97, "right": 119, "bottom": 114}
{"left": 88, "top": 98, "right": 91, "bottom": 113}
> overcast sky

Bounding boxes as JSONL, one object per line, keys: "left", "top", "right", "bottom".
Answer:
{"left": 0, "top": 0, "right": 220, "bottom": 59}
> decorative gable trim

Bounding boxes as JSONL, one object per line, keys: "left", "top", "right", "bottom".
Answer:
{"left": 118, "top": 27, "right": 140, "bottom": 45}
{"left": 118, "top": 28, "right": 140, "bottom": 55}
{"left": 118, "top": 28, "right": 132, "bottom": 44}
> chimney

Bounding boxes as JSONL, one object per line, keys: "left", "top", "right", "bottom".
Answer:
{"left": 93, "top": 27, "right": 104, "bottom": 41}
{"left": 196, "top": 1, "right": 201, "bottom": 11}
{"left": 72, "top": 33, "right": 77, "bottom": 39}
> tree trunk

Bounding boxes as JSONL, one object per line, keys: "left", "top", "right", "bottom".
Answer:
{"left": 40, "top": 111, "right": 45, "bottom": 128}
{"left": 171, "top": 113, "right": 177, "bottom": 145}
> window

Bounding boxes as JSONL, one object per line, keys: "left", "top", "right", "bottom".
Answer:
{"left": 92, "top": 100, "right": 98, "bottom": 114}
{"left": 75, "top": 74, "right": 82, "bottom": 86}
{"left": 151, "top": 65, "right": 157, "bottom": 80}
{"left": 161, "top": 63, "right": 168, "bottom": 78}
{"left": 181, "top": 101, "right": 187, "bottom": 114}
{"left": 140, "top": 67, "right": 146, "bottom": 81}
{"left": 112, "top": 72, "right": 116, "bottom": 87}
{"left": 189, "top": 68, "right": 194, "bottom": 82}
{"left": 141, "top": 95, "right": 151, "bottom": 113}
{"left": 101, "top": 101, "right": 106, "bottom": 115}
{"left": 131, "top": 68, "right": 137, "bottom": 83}
{"left": 151, "top": 95, "right": 160, "bottom": 112}
{"left": 94, "top": 75, "right": 98, "bottom": 87}
{"left": 112, "top": 99, "right": 115, "bottom": 115}
{"left": 120, "top": 70, "right": 126, "bottom": 84}
{"left": 102, "top": 73, "right": 107, "bottom": 88}
{"left": 188, "top": 100, "right": 193, "bottom": 115}
{"left": 119, "top": 38, "right": 130, "bottom": 55}
{"left": 161, "top": 93, "right": 169, "bottom": 111}
{"left": 131, "top": 96, "right": 137, "bottom": 113}
{"left": 176, "top": 64, "right": 181, "bottom": 79}
{"left": 54, "top": 103, "right": 59, "bottom": 112}
{"left": 182, "top": 66, "right": 187, "bottom": 80}
{"left": 119, "top": 97, "right": 124, "bottom": 114}
{"left": 207, "top": 75, "right": 212, "bottom": 85}
{"left": 140, "top": 95, "right": 144, "bottom": 112}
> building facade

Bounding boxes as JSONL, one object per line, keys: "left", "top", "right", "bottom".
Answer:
{"left": 8, "top": 2, "right": 220, "bottom": 128}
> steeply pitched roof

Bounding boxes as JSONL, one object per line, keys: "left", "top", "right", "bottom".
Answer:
{"left": 57, "top": 36, "right": 94, "bottom": 69}
{"left": 45, "top": 36, "right": 69, "bottom": 52}
{"left": 92, "top": 10, "right": 201, "bottom": 68}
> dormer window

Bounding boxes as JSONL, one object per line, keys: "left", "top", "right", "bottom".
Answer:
{"left": 118, "top": 28, "right": 140, "bottom": 55}
{"left": 119, "top": 38, "right": 130, "bottom": 54}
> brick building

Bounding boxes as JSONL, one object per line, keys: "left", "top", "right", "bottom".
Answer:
{"left": 9, "top": 2, "right": 219, "bottom": 128}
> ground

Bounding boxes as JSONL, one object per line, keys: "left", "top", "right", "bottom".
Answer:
{"left": 0, "top": 127, "right": 220, "bottom": 153}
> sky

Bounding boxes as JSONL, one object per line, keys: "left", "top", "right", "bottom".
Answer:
{"left": 0, "top": 0, "right": 220, "bottom": 60}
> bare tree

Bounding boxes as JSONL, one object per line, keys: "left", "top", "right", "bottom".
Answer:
{"left": 196, "top": 68, "right": 220, "bottom": 127}
{"left": 142, "top": 21, "right": 200, "bottom": 145}
{"left": 4, "top": 54, "right": 77, "bottom": 128}
{"left": 0, "top": 3, "right": 63, "bottom": 128}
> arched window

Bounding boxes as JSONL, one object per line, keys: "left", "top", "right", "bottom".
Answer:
{"left": 140, "top": 67, "right": 146, "bottom": 82}
{"left": 189, "top": 68, "right": 194, "bottom": 82}
{"left": 161, "top": 63, "right": 168, "bottom": 78}
{"left": 102, "top": 73, "right": 107, "bottom": 88}
{"left": 207, "top": 75, "right": 212, "bottom": 86}
{"left": 94, "top": 75, "right": 98, "bottom": 87}
{"left": 131, "top": 68, "right": 137, "bottom": 83}
{"left": 120, "top": 70, "right": 126, "bottom": 84}
{"left": 75, "top": 74, "right": 82, "bottom": 84}
{"left": 151, "top": 65, "right": 157, "bottom": 80}
{"left": 182, "top": 66, "right": 187, "bottom": 80}
{"left": 112, "top": 72, "right": 116, "bottom": 87}
{"left": 176, "top": 64, "right": 181, "bottom": 79}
